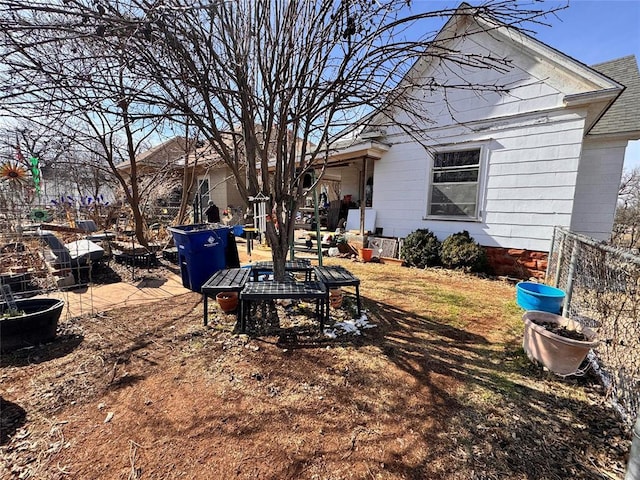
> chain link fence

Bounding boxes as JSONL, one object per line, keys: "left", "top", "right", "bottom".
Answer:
{"left": 546, "top": 226, "right": 640, "bottom": 426}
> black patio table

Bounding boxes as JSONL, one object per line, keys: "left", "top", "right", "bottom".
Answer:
{"left": 201, "top": 267, "right": 250, "bottom": 326}
{"left": 239, "top": 280, "right": 328, "bottom": 333}
{"left": 250, "top": 259, "right": 313, "bottom": 281}
{"left": 313, "top": 265, "right": 362, "bottom": 317}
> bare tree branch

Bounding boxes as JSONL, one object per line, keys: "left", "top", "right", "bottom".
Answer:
{"left": 0, "top": 0, "right": 567, "bottom": 277}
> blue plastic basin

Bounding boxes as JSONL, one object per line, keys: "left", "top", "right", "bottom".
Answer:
{"left": 516, "top": 282, "right": 565, "bottom": 314}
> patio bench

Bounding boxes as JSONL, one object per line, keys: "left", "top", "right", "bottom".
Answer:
{"left": 239, "top": 280, "right": 328, "bottom": 333}
{"left": 201, "top": 268, "right": 250, "bottom": 326}
{"left": 313, "top": 265, "right": 362, "bottom": 317}
{"left": 249, "top": 259, "right": 313, "bottom": 281}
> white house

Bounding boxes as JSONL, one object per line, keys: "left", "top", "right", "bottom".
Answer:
{"left": 325, "top": 4, "right": 640, "bottom": 277}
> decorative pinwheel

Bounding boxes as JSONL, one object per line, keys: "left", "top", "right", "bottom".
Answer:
{"left": 0, "top": 161, "right": 29, "bottom": 184}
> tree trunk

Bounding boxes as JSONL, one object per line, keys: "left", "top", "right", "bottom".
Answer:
{"left": 266, "top": 221, "right": 287, "bottom": 282}
{"left": 266, "top": 202, "right": 293, "bottom": 282}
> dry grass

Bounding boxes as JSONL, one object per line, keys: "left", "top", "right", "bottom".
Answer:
{"left": 0, "top": 257, "right": 631, "bottom": 479}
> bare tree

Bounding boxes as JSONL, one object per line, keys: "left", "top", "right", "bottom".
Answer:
{"left": 0, "top": 8, "right": 172, "bottom": 246}
{"left": 1, "top": 121, "right": 120, "bottom": 210}
{"left": 0, "top": 0, "right": 563, "bottom": 278}
{"left": 613, "top": 167, "right": 640, "bottom": 249}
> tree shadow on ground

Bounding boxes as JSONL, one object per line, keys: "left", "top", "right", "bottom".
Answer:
{"left": 84, "top": 263, "right": 122, "bottom": 285}
{"left": 240, "top": 296, "right": 372, "bottom": 350}
{"left": 0, "top": 333, "right": 83, "bottom": 368}
{"left": 368, "top": 299, "right": 628, "bottom": 479}
{"left": 0, "top": 397, "right": 26, "bottom": 446}
{"left": 135, "top": 276, "right": 167, "bottom": 289}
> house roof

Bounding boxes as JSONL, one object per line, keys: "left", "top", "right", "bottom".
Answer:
{"left": 333, "top": 2, "right": 631, "bottom": 147}
{"left": 589, "top": 55, "right": 640, "bottom": 138}
{"left": 116, "top": 136, "right": 188, "bottom": 173}
{"left": 317, "top": 140, "right": 390, "bottom": 166}
{"left": 117, "top": 137, "right": 227, "bottom": 175}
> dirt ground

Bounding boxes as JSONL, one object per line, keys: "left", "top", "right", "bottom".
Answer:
{"left": 0, "top": 252, "right": 632, "bottom": 479}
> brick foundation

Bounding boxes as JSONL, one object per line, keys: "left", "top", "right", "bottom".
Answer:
{"left": 485, "top": 247, "right": 548, "bottom": 279}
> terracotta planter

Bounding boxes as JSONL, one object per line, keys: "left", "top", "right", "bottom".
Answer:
{"left": 381, "top": 257, "right": 403, "bottom": 266}
{"left": 358, "top": 248, "right": 373, "bottom": 262}
{"left": 216, "top": 292, "right": 238, "bottom": 313}
{"left": 329, "top": 288, "right": 343, "bottom": 308}
{"left": 522, "top": 311, "right": 598, "bottom": 376}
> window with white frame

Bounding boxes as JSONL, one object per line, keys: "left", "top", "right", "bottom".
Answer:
{"left": 428, "top": 148, "right": 481, "bottom": 219}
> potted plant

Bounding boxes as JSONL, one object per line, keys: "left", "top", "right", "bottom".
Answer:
{"left": 522, "top": 310, "right": 598, "bottom": 376}
{"left": 216, "top": 292, "right": 238, "bottom": 313}
{"left": 329, "top": 288, "right": 343, "bottom": 308}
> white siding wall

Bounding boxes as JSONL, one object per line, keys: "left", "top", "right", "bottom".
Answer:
{"left": 337, "top": 166, "right": 361, "bottom": 202}
{"left": 360, "top": 25, "right": 620, "bottom": 252}
{"left": 207, "top": 166, "right": 247, "bottom": 209}
{"left": 570, "top": 139, "right": 627, "bottom": 239}
{"left": 224, "top": 167, "right": 246, "bottom": 208}
{"left": 388, "top": 25, "right": 591, "bottom": 131}
{"left": 208, "top": 168, "right": 229, "bottom": 209}
{"left": 372, "top": 110, "right": 588, "bottom": 251}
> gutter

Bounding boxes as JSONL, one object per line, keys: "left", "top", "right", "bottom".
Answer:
{"left": 564, "top": 87, "right": 624, "bottom": 134}
{"left": 564, "top": 87, "right": 621, "bottom": 106}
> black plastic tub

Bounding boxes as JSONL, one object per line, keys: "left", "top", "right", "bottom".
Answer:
{"left": 0, "top": 298, "right": 64, "bottom": 352}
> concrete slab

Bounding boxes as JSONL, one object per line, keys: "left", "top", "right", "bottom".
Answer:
{"left": 35, "top": 238, "right": 288, "bottom": 320}
{"left": 45, "top": 272, "right": 191, "bottom": 320}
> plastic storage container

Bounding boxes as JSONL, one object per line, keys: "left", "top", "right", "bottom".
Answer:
{"left": 168, "top": 224, "right": 230, "bottom": 292}
{"left": 516, "top": 282, "right": 565, "bottom": 314}
{"left": 1, "top": 298, "right": 65, "bottom": 352}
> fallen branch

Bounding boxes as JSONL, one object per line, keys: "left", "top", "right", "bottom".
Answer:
{"left": 341, "top": 426, "right": 367, "bottom": 459}
{"left": 129, "top": 440, "right": 143, "bottom": 480}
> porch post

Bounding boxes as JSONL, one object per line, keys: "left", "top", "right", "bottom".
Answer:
{"left": 360, "top": 157, "right": 367, "bottom": 235}
{"left": 312, "top": 171, "right": 323, "bottom": 266}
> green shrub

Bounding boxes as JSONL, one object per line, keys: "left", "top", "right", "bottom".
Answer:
{"left": 400, "top": 229, "right": 441, "bottom": 268}
{"left": 440, "top": 230, "right": 488, "bottom": 272}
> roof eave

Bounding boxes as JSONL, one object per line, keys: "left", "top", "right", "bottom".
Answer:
{"left": 564, "top": 88, "right": 622, "bottom": 106}
{"left": 586, "top": 130, "right": 640, "bottom": 142}
{"left": 322, "top": 140, "right": 390, "bottom": 165}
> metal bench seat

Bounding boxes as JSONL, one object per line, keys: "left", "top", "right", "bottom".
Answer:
{"left": 239, "top": 280, "right": 328, "bottom": 333}
{"left": 201, "top": 268, "right": 250, "bottom": 325}
{"left": 313, "top": 265, "right": 362, "bottom": 317}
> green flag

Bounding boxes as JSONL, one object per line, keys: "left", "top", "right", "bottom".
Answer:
{"left": 29, "top": 156, "right": 40, "bottom": 193}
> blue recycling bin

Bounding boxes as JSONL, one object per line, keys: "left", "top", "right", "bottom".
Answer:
{"left": 168, "top": 224, "right": 231, "bottom": 292}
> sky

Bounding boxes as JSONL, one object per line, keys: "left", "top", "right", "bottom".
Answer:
{"left": 412, "top": 0, "right": 640, "bottom": 170}
{"left": 533, "top": 0, "right": 640, "bottom": 171}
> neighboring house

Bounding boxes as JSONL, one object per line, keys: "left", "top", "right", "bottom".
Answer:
{"left": 324, "top": 4, "right": 640, "bottom": 277}
{"left": 116, "top": 137, "right": 246, "bottom": 221}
